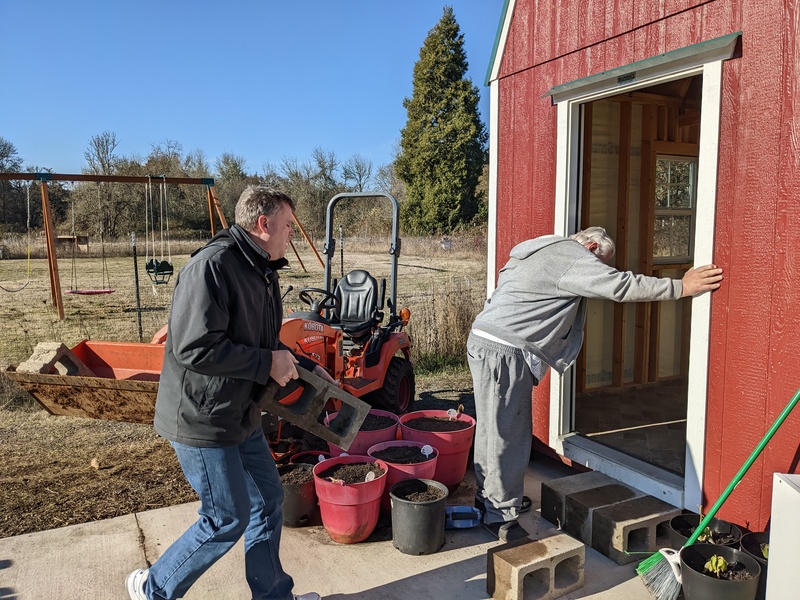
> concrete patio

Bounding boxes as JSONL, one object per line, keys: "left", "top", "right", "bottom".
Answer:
{"left": 0, "top": 453, "right": 662, "bottom": 600}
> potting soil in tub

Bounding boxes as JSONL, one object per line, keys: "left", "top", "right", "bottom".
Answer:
{"left": 370, "top": 445, "right": 430, "bottom": 464}
{"left": 403, "top": 416, "right": 471, "bottom": 432}
{"left": 280, "top": 465, "right": 314, "bottom": 485}
{"left": 317, "top": 462, "right": 386, "bottom": 484}
{"left": 359, "top": 413, "right": 398, "bottom": 431}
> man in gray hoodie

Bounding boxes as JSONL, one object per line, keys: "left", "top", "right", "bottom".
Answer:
{"left": 468, "top": 226, "right": 723, "bottom": 541}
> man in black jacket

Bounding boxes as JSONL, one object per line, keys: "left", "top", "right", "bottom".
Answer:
{"left": 127, "top": 187, "right": 324, "bottom": 600}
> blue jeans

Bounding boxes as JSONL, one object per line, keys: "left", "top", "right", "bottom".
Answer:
{"left": 146, "top": 428, "right": 294, "bottom": 600}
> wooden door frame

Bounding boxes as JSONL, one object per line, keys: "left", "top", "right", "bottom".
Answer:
{"left": 548, "top": 60, "right": 726, "bottom": 508}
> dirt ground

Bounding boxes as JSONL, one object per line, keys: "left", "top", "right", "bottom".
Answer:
{"left": 0, "top": 372, "right": 474, "bottom": 539}
{"left": 0, "top": 237, "right": 483, "bottom": 539}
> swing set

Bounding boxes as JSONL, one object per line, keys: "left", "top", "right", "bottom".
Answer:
{"left": 66, "top": 182, "right": 114, "bottom": 295}
{"left": 0, "top": 180, "right": 33, "bottom": 293}
{"left": 144, "top": 175, "right": 174, "bottom": 285}
{"left": 0, "top": 172, "right": 228, "bottom": 320}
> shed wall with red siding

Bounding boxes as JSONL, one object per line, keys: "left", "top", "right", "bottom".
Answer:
{"left": 493, "top": 0, "right": 800, "bottom": 530}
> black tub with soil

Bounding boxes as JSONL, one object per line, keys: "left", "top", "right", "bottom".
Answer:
{"left": 390, "top": 478, "right": 449, "bottom": 555}
{"left": 279, "top": 464, "right": 314, "bottom": 485}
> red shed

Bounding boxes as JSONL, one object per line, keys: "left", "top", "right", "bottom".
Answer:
{"left": 485, "top": 0, "right": 800, "bottom": 531}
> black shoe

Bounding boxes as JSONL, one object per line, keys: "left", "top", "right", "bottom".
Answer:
{"left": 482, "top": 520, "right": 529, "bottom": 542}
{"left": 475, "top": 495, "right": 532, "bottom": 514}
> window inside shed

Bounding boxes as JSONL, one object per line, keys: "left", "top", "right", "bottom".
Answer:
{"left": 654, "top": 156, "right": 697, "bottom": 262}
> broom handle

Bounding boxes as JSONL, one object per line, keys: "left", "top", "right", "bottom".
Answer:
{"left": 685, "top": 386, "right": 800, "bottom": 547}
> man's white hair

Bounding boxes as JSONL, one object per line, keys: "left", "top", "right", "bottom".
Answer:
{"left": 570, "top": 226, "right": 616, "bottom": 261}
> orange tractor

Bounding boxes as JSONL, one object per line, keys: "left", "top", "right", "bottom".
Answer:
{"left": 278, "top": 192, "right": 415, "bottom": 414}
{"left": 5, "top": 193, "right": 414, "bottom": 447}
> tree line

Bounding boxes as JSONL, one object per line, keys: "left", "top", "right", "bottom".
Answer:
{"left": 0, "top": 7, "right": 487, "bottom": 242}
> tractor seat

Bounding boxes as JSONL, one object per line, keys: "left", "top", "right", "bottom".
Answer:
{"left": 331, "top": 269, "right": 380, "bottom": 341}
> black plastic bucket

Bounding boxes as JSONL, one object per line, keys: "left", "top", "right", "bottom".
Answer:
{"left": 278, "top": 463, "right": 317, "bottom": 527}
{"left": 680, "top": 543, "right": 760, "bottom": 600}
{"left": 389, "top": 478, "right": 448, "bottom": 555}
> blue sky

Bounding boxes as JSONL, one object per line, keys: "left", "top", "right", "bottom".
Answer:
{"left": 1, "top": 1, "right": 502, "bottom": 176}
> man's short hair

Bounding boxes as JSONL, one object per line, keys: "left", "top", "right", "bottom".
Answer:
{"left": 571, "top": 226, "right": 616, "bottom": 261}
{"left": 234, "top": 186, "right": 295, "bottom": 231}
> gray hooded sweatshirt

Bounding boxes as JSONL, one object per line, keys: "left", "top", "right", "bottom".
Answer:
{"left": 471, "top": 235, "right": 682, "bottom": 374}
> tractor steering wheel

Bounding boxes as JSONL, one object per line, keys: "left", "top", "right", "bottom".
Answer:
{"left": 298, "top": 288, "right": 341, "bottom": 314}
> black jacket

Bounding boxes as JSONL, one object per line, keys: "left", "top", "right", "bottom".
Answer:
{"left": 153, "top": 225, "right": 312, "bottom": 446}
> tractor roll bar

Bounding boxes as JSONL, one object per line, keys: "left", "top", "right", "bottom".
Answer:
{"left": 322, "top": 192, "right": 401, "bottom": 319}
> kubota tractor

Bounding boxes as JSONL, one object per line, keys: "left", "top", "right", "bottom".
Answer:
{"left": 279, "top": 192, "right": 415, "bottom": 414}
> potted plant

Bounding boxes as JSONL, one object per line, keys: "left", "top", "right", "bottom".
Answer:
{"left": 367, "top": 440, "right": 438, "bottom": 513}
{"left": 277, "top": 463, "right": 317, "bottom": 527}
{"left": 740, "top": 531, "right": 769, "bottom": 600}
{"left": 679, "top": 543, "right": 760, "bottom": 600}
{"left": 398, "top": 407, "right": 475, "bottom": 491}
{"left": 289, "top": 450, "right": 332, "bottom": 465}
{"left": 312, "top": 454, "right": 388, "bottom": 544}
{"left": 326, "top": 409, "right": 400, "bottom": 456}
{"left": 389, "top": 478, "right": 448, "bottom": 555}
{"left": 669, "top": 512, "right": 743, "bottom": 548}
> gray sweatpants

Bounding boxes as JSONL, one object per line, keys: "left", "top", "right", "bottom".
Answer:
{"left": 467, "top": 332, "right": 535, "bottom": 524}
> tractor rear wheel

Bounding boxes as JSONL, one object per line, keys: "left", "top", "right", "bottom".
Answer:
{"left": 367, "top": 356, "right": 415, "bottom": 414}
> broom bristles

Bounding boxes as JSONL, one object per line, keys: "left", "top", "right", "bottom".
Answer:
{"left": 637, "top": 551, "right": 681, "bottom": 600}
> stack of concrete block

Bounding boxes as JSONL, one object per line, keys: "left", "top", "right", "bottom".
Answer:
{"left": 541, "top": 472, "right": 681, "bottom": 565}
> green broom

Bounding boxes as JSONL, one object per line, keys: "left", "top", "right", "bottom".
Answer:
{"left": 637, "top": 386, "right": 800, "bottom": 600}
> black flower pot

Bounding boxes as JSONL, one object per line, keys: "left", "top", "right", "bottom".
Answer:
{"left": 389, "top": 478, "right": 448, "bottom": 555}
{"left": 669, "top": 513, "right": 742, "bottom": 548}
{"left": 739, "top": 531, "right": 769, "bottom": 600}
{"left": 680, "top": 543, "right": 760, "bottom": 600}
{"left": 278, "top": 463, "right": 317, "bottom": 527}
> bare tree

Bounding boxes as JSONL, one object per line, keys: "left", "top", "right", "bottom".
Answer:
{"left": 0, "top": 137, "right": 26, "bottom": 229}
{"left": 214, "top": 152, "right": 256, "bottom": 221}
{"left": 375, "top": 161, "right": 407, "bottom": 203}
{"left": 342, "top": 153, "right": 373, "bottom": 192}
{"left": 84, "top": 131, "right": 120, "bottom": 175}
{"left": 259, "top": 161, "right": 282, "bottom": 188}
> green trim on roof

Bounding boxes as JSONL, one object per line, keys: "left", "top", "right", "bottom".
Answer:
{"left": 484, "top": 0, "right": 512, "bottom": 87}
{"left": 545, "top": 31, "right": 741, "bottom": 103}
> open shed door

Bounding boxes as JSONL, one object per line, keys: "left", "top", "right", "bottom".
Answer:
{"left": 572, "top": 75, "right": 702, "bottom": 477}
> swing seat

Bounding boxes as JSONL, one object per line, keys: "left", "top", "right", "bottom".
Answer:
{"left": 146, "top": 259, "right": 173, "bottom": 285}
{"left": 66, "top": 288, "right": 115, "bottom": 295}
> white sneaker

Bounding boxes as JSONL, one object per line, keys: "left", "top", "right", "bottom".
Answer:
{"left": 293, "top": 594, "right": 322, "bottom": 600}
{"left": 126, "top": 568, "right": 148, "bottom": 600}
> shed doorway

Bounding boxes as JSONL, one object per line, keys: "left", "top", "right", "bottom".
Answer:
{"left": 573, "top": 74, "right": 702, "bottom": 477}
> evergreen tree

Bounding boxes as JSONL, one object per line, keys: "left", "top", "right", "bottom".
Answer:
{"left": 395, "top": 6, "right": 488, "bottom": 234}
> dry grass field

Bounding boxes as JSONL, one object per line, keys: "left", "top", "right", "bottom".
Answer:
{"left": 0, "top": 234, "right": 485, "bottom": 538}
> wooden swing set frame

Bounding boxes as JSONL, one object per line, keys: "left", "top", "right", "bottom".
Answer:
{"left": 0, "top": 172, "right": 324, "bottom": 321}
{"left": 0, "top": 173, "right": 229, "bottom": 321}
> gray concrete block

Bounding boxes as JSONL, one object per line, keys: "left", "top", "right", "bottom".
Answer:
{"left": 564, "top": 484, "right": 642, "bottom": 545}
{"left": 540, "top": 471, "right": 616, "bottom": 529}
{"left": 15, "top": 342, "right": 95, "bottom": 377}
{"left": 487, "top": 533, "right": 585, "bottom": 600}
{"left": 591, "top": 495, "right": 682, "bottom": 565}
